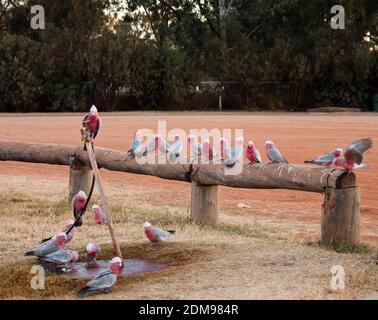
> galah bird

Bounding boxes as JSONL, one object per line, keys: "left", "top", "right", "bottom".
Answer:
{"left": 224, "top": 137, "right": 244, "bottom": 168}
{"left": 82, "top": 105, "right": 101, "bottom": 151}
{"left": 304, "top": 148, "right": 343, "bottom": 166}
{"left": 40, "top": 249, "right": 79, "bottom": 265}
{"left": 72, "top": 190, "right": 87, "bottom": 227}
{"left": 92, "top": 204, "right": 108, "bottom": 225}
{"left": 86, "top": 242, "right": 101, "bottom": 264}
{"left": 143, "top": 221, "right": 175, "bottom": 243}
{"left": 135, "top": 134, "right": 166, "bottom": 157}
{"left": 246, "top": 140, "right": 263, "bottom": 164}
{"left": 332, "top": 138, "right": 372, "bottom": 170}
{"left": 187, "top": 135, "right": 202, "bottom": 157}
{"left": 127, "top": 130, "right": 142, "bottom": 158}
{"left": 265, "top": 140, "right": 288, "bottom": 164}
{"left": 77, "top": 257, "right": 123, "bottom": 297}
{"left": 219, "top": 137, "right": 231, "bottom": 160}
{"left": 40, "top": 219, "right": 75, "bottom": 244}
{"left": 201, "top": 139, "right": 214, "bottom": 160}
{"left": 167, "top": 135, "right": 183, "bottom": 162}
{"left": 25, "top": 232, "right": 67, "bottom": 257}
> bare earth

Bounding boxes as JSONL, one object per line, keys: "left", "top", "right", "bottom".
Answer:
{"left": 0, "top": 112, "right": 377, "bottom": 299}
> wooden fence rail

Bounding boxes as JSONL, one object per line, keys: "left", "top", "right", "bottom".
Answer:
{"left": 0, "top": 140, "right": 359, "bottom": 246}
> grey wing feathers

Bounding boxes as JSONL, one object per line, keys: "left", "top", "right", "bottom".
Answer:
{"left": 268, "top": 148, "right": 287, "bottom": 163}
{"left": 86, "top": 270, "right": 116, "bottom": 290}
{"left": 345, "top": 138, "right": 372, "bottom": 164}
{"left": 153, "top": 228, "right": 174, "bottom": 239}
{"left": 41, "top": 249, "right": 71, "bottom": 264}
{"left": 255, "top": 149, "right": 263, "bottom": 163}
{"left": 305, "top": 152, "right": 334, "bottom": 165}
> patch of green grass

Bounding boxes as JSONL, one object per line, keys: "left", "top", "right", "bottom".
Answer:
{"left": 306, "top": 241, "right": 375, "bottom": 255}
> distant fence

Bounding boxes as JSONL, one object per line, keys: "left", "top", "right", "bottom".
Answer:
{"left": 0, "top": 140, "right": 360, "bottom": 246}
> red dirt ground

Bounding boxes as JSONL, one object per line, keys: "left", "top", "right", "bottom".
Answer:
{"left": 1, "top": 112, "right": 377, "bottom": 242}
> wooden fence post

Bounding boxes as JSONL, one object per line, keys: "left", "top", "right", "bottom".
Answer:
{"left": 321, "top": 186, "right": 360, "bottom": 246}
{"left": 69, "top": 156, "right": 92, "bottom": 202}
{"left": 191, "top": 182, "right": 219, "bottom": 225}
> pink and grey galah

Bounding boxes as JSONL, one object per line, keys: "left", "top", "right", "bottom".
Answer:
{"left": 135, "top": 134, "right": 167, "bottom": 157}
{"left": 86, "top": 242, "right": 101, "bottom": 263}
{"left": 332, "top": 138, "right": 372, "bottom": 170}
{"left": 265, "top": 140, "right": 288, "bottom": 164}
{"left": 219, "top": 137, "right": 231, "bottom": 160}
{"left": 25, "top": 232, "right": 68, "bottom": 257}
{"left": 304, "top": 148, "right": 343, "bottom": 166}
{"left": 224, "top": 137, "right": 244, "bottom": 168}
{"left": 201, "top": 139, "right": 214, "bottom": 160}
{"left": 187, "top": 135, "right": 202, "bottom": 157}
{"left": 246, "top": 140, "right": 263, "bottom": 164}
{"left": 40, "top": 249, "right": 79, "bottom": 265}
{"left": 82, "top": 105, "right": 101, "bottom": 150}
{"left": 40, "top": 219, "right": 75, "bottom": 244}
{"left": 72, "top": 190, "right": 87, "bottom": 227}
{"left": 167, "top": 135, "right": 183, "bottom": 162}
{"left": 77, "top": 257, "right": 123, "bottom": 297}
{"left": 92, "top": 204, "right": 108, "bottom": 225}
{"left": 143, "top": 221, "right": 176, "bottom": 243}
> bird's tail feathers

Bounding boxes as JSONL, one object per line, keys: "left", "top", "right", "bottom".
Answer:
{"left": 77, "top": 286, "right": 92, "bottom": 297}
{"left": 165, "top": 230, "right": 176, "bottom": 235}
{"left": 24, "top": 251, "right": 35, "bottom": 256}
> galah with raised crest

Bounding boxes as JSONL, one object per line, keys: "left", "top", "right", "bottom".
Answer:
{"left": 265, "top": 140, "right": 288, "bottom": 164}
{"left": 167, "top": 135, "right": 183, "bottom": 162}
{"left": 86, "top": 242, "right": 101, "bottom": 263}
{"left": 224, "top": 137, "right": 244, "bottom": 168}
{"left": 246, "top": 140, "right": 263, "bottom": 164}
{"left": 187, "top": 135, "right": 201, "bottom": 157}
{"left": 92, "top": 204, "right": 108, "bottom": 225}
{"left": 82, "top": 105, "right": 101, "bottom": 151}
{"left": 25, "top": 232, "right": 67, "bottom": 257}
{"left": 40, "top": 249, "right": 79, "bottom": 265}
{"left": 333, "top": 138, "right": 372, "bottom": 170}
{"left": 143, "top": 221, "right": 175, "bottom": 243}
{"left": 304, "top": 148, "right": 343, "bottom": 166}
{"left": 72, "top": 190, "right": 87, "bottom": 227}
{"left": 77, "top": 257, "right": 123, "bottom": 297}
{"left": 127, "top": 130, "right": 142, "bottom": 158}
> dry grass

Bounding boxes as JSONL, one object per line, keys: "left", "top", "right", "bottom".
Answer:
{"left": 0, "top": 175, "right": 377, "bottom": 300}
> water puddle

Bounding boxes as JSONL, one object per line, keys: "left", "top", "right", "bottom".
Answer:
{"left": 43, "top": 259, "right": 166, "bottom": 277}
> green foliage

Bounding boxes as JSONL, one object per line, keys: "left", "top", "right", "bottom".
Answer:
{"left": 0, "top": 0, "right": 377, "bottom": 111}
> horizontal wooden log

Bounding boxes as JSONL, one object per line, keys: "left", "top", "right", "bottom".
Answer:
{"left": 0, "top": 140, "right": 355, "bottom": 193}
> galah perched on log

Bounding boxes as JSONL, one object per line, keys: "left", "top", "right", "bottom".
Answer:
{"left": 304, "top": 148, "right": 343, "bottom": 166}
{"left": 92, "top": 204, "right": 108, "bottom": 225}
{"left": 25, "top": 232, "right": 67, "bottom": 257}
{"left": 127, "top": 130, "right": 142, "bottom": 158}
{"left": 201, "top": 139, "right": 214, "bottom": 161}
{"left": 40, "top": 249, "right": 79, "bottom": 265}
{"left": 246, "top": 140, "right": 263, "bottom": 164}
{"left": 265, "top": 140, "right": 288, "bottom": 164}
{"left": 82, "top": 105, "right": 101, "bottom": 151}
{"left": 135, "top": 134, "right": 167, "bottom": 157}
{"left": 187, "top": 135, "right": 201, "bottom": 157}
{"left": 72, "top": 190, "right": 87, "bottom": 227}
{"left": 333, "top": 138, "right": 372, "bottom": 170}
{"left": 167, "top": 135, "right": 183, "bottom": 162}
{"left": 143, "top": 221, "right": 175, "bottom": 243}
{"left": 224, "top": 137, "right": 244, "bottom": 168}
{"left": 77, "top": 257, "right": 123, "bottom": 297}
{"left": 86, "top": 242, "right": 101, "bottom": 264}
{"left": 219, "top": 137, "right": 231, "bottom": 160}
{"left": 40, "top": 219, "right": 75, "bottom": 244}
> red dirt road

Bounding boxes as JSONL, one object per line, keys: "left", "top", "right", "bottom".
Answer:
{"left": 1, "top": 112, "right": 377, "bottom": 241}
